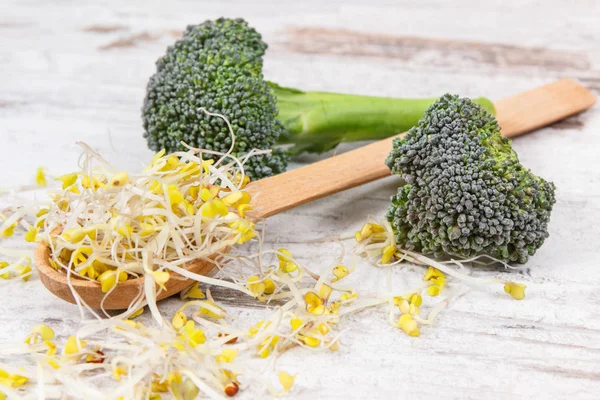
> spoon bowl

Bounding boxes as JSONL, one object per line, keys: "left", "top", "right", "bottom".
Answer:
{"left": 35, "top": 242, "right": 223, "bottom": 310}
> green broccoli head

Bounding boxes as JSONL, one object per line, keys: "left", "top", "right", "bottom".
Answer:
{"left": 142, "top": 18, "right": 288, "bottom": 179}
{"left": 385, "top": 94, "right": 556, "bottom": 263}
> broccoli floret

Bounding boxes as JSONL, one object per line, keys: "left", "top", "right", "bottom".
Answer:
{"left": 385, "top": 94, "right": 556, "bottom": 263}
{"left": 143, "top": 18, "right": 495, "bottom": 179}
{"left": 142, "top": 18, "right": 287, "bottom": 179}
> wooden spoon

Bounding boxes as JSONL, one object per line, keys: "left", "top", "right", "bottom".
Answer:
{"left": 35, "top": 79, "right": 596, "bottom": 310}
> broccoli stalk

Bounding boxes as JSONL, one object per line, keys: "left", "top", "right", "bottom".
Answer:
{"left": 271, "top": 83, "right": 495, "bottom": 155}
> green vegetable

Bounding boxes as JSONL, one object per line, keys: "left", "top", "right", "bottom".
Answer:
{"left": 272, "top": 84, "right": 494, "bottom": 155}
{"left": 142, "top": 18, "right": 494, "bottom": 179}
{"left": 385, "top": 94, "right": 556, "bottom": 263}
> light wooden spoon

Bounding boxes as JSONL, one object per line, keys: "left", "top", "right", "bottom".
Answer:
{"left": 35, "top": 79, "right": 596, "bottom": 310}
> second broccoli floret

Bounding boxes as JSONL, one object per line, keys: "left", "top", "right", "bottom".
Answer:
{"left": 385, "top": 94, "right": 556, "bottom": 263}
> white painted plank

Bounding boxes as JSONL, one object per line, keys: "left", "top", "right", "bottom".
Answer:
{"left": 1, "top": 1, "right": 599, "bottom": 398}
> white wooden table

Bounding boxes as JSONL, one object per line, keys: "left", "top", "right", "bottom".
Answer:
{"left": 2, "top": 1, "right": 600, "bottom": 398}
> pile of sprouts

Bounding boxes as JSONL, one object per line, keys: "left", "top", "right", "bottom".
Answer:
{"left": 39, "top": 138, "right": 259, "bottom": 318}
{"left": 0, "top": 112, "right": 528, "bottom": 399}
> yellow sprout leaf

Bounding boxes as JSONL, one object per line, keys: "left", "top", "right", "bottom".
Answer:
{"left": 504, "top": 282, "right": 527, "bottom": 300}
{"left": 181, "top": 321, "right": 206, "bottom": 348}
{"left": 167, "top": 371, "right": 182, "bottom": 385}
{"left": 215, "top": 349, "right": 238, "bottom": 363}
{"left": 25, "top": 226, "right": 39, "bottom": 243}
{"left": 81, "top": 175, "right": 106, "bottom": 191}
{"left": 248, "top": 320, "right": 268, "bottom": 338}
{"left": 152, "top": 270, "right": 170, "bottom": 291}
{"left": 199, "top": 300, "right": 226, "bottom": 319}
{"left": 35, "top": 167, "right": 47, "bottom": 187}
{"left": 16, "top": 263, "right": 32, "bottom": 281}
{"left": 290, "top": 316, "right": 303, "bottom": 332}
{"left": 166, "top": 185, "right": 184, "bottom": 205}
{"left": 201, "top": 159, "right": 214, "bottom": 174}
{"left": 0, "top": 262, "right": 8, "bottom": 280}
{"left": 432, "top": 276, "right": 446, "bottom": 290}
{"left": 152, "top": 149, "right": 166, "bottom": 163}
{"left": 44, "top": 341, "right": 57, "bottom": 356}
{"left": 151, "top": 379, "right": 169, "bottom": 393}
{"left": 247, "top": 275, "right": 265, "bottom": 297}
{"left": 222, "top": 191, "right": 251, "bottom": 207}
{"left": 329, "top": 339, "right": 341, "bottom": 352}
{"left": 279, "top": 371, "right": 297, "bottom": 393}
{"left": 398, "top": 314, "right": 420, "bottom": 337}
{"left": 228, "top": 219, "right": 256, "bottom": 244}
{"left": 426, "top": 285, "right": 441, "bottom": 297}
{"left": 280, "top": 261, "right": 298, "bottom": 273}
{"left": 115, "top": 221, "right": 133, "bottom": 238}
{"left": 329, "top": 301, "right": 341, "bottom": 314}
{"left": 181, "top": 282, "right": 205, "bottom": 300}
{"left": 300, "top": 335, "right": 321, "bottom": 348}
{"left": 112, "top": 366, "right": 127, "bottom": 382}
{"left": 198, "top": 186, "right": 217, "bottom": 202}
{"left": 304, "top": 291, "right": 325, "bottom": 316}
{"left": 340, "top": 291, "right": 358, "bottom": 302}
{"left": 55, "top": 173, "right": 78, "bottom": 189}
{"left": 98, "top": 270, "right": 128, "bottom": 293}
{"left": 46, "top": 358, "right": 60, "bottom": 370}
{"left": 71, "top": 247, "right": 92, "bottom": 267}
{"left": 172, "top": 311, "right": 187, "bottom": 330}
{"left": 139, "top": 222, "right": 155, "bottom": 238}
{"left": 62, "top": 227, "right": 86, "bottom": 244}
{"left": 110, "top": 172, "right": 129, "bottom": 187}
{"left": 331, "top": 265, "right": 349, "bottom": 282}
{"left": 317, "top": 322, "right": 330, "bottom": 335}
{"left": 234, "top": 173, "right": 251, "bottom": 189}
{"left": 398, "top": 298, "right": 410, "bottom": 314}
{"left": 183, "top": 200, "right": 195, "bottom": 215}
{"left": 148, "top": 179, "right": 162, "bottom": 195}
{"left": 189, "top": 185, "right": 200, "bottom": 200}
{"left": 201, "top": 199, "right": 229, "bottom": 219}
{"left": 0, "top": 369, "right": 28, "bottom": 388}
{"left": 170, "top": 378, "right": 199, "bottom": 400}
{"left": 381, "top": 244, "right": 396, "bottom": 264}
{"left": 410, "top": 303, "right": 420, "bottom": 316}
{"left": 423, "top": 266, "right": 444, "bottom": 281}
{"left": 277, "top": 248, "right": 298, "bottom": 272}
{"left": 318, "top": 283, "right": 332, "bottom": 302}
{"left": 263, "top": 278, "right": 276, "bottom": 295}
{"left": 277, "top": 248, "right": 293, "bottom": 263}
{"left": 410, "top": 293, "right": 423, "bottom": 306}
{"left": 128, "top": 307, "right": 144, "bottom": 319}
{"left": 25, "top": 324, "right": 55, "bottom": 344}
{"left": 64, "top": 336, "right": 87, "bottom": 355}
{"left": 1, "top": 223, "right": 15, "bottom": 238}
{"left": 237, "top": 204, "right": 252, "bottom": 218}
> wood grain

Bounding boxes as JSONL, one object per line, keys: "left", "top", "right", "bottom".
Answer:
{"left": 279, "top": 27, "right": 591, "bottom": 71}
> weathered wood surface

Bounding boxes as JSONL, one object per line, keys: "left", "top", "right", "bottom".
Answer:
{"left": 1, "top": 0, "right": 600, "bottom": 398}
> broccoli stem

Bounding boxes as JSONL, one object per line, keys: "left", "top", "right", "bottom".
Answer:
{"left": 270, "top": 83, "right": 496, "bottom": 155}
